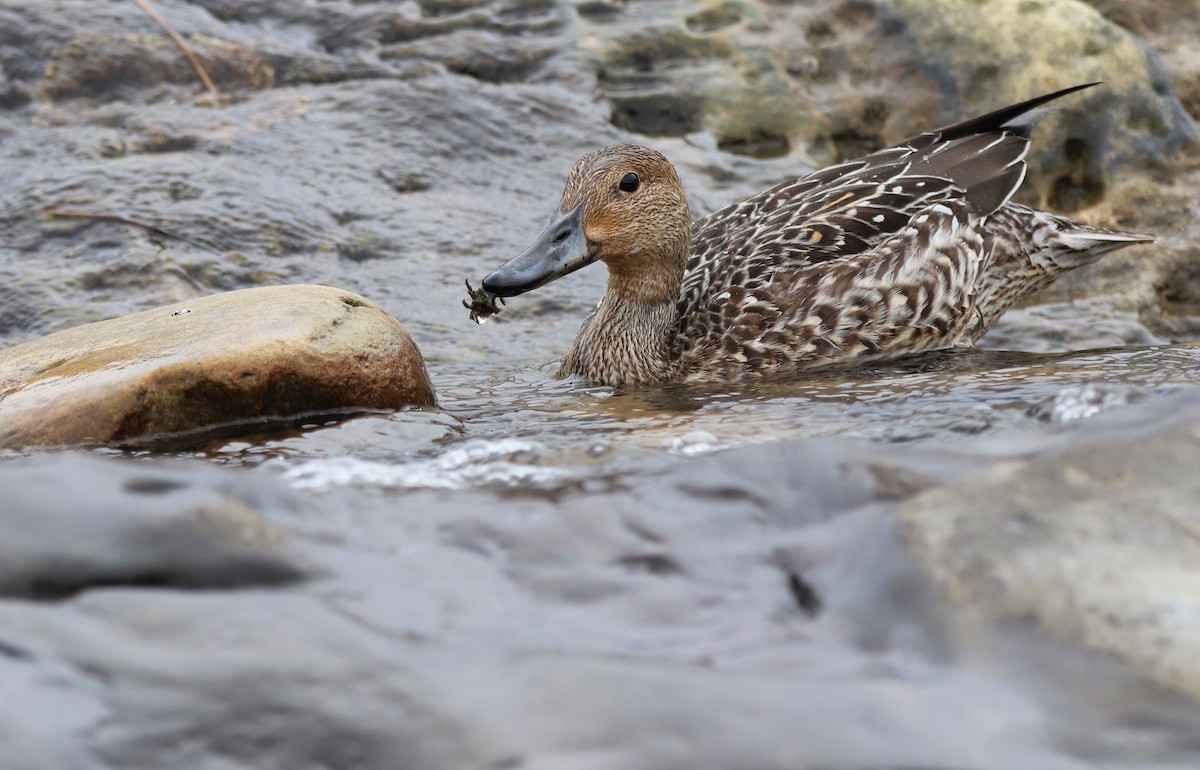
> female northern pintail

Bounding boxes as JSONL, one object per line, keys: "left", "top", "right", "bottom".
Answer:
{"left": 467, "top": 84, "right": 1152, "bottom": 385}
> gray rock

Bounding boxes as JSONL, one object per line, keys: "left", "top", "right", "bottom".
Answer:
{"left": 900, "top": 388, "right": 1200, "bottom": 703}
{"left": 5, "top": 434, "right": 1200, "bottom": 768}
{"left": 0, "top": 452, "right": 308, "bottom": 599}
{"left": 0, "top": 286, "right": 435, "bottom": 450}
{"left": 37, "top": 33, "right": 273, "bottom": 102}
{"left": 1, "top": 593, "right": 476, "bottom": 770}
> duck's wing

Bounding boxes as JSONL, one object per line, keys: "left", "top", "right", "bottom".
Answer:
{"left": 677, "top": 200, "right": 987, "bottom": 379}
{"left": 674, "top": 84, "right": 1102, "bottom": 377}
{"left": 685, "top": 83, "right": 1098, "bottom": 276}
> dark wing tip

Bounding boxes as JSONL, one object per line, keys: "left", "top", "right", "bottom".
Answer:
{"left": 903, "top": 83, "right": 1102, "bottom": 215}
{"left": 930, "top": 82, "right": 1103, "bottom": 143}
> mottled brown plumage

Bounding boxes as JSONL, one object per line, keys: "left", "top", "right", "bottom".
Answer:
{"left": 476, "top": 84, "right": 1153, "bottom": 385}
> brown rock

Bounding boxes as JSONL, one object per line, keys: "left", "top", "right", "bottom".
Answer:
{"left": 0, "top": 285, "right": 435, "bottom": 450}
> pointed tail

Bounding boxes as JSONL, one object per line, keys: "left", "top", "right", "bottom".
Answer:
{"left": 1057, "top": 228, "right": 1156, "bottom": 253}
{"left": 968, "top": 209, "right": 1154, "bottom": 339}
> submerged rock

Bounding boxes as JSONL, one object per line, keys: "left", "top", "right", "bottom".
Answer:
{"left": 0, "top": 453, "right": 309, "bottom": 599}
{"left": 899, "top": 388, "right": 1200, "bottom": 703}
{"left": 0, "top": 285, "right": 435, "bottom": 450}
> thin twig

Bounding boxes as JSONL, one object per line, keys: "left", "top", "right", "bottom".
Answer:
{"left": 51, "top": 209, "right": 224, "bottom": 256}
{"left": 131, "top": 0, "right": 219, "bottom": 100}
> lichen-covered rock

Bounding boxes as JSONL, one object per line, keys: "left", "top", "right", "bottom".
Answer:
{"left": 581, "top": 0, "right": 805, "bottom": 158}
{"left": 898, "top": 387, "right": 1200, "bottom": 702}
{"left": 579, "top": 0, "right": 1198, "bottom": 180}
{"left": 0, "top": 285, "right": 435, "bottom": 449}
{"left": 872, "top": 0, "right": 1198, "bottom": 211}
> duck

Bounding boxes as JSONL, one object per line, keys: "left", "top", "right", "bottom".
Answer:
{"left": 468, "top": 83, "right": 1153, "bottom": 385}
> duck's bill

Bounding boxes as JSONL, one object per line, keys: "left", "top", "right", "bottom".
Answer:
{"left": 483, "top": 204, "right": 598, "bottom": 298}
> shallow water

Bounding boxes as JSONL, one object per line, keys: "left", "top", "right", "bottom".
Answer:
{"left": 194, "top": 341, "right": 1200, "bottom": 492}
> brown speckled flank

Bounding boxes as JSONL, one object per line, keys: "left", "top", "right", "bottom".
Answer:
{"left": 494, "top": 84, "right": 1153, "bottom": 385}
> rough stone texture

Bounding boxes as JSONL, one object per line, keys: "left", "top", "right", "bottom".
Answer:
{"left": 580, "top": 0, "right": 1196, "bottom": 181}
{"left": 36, "top": 33, "right": 274, "bottom": 102}
{"left": 900, "top": 388, "right": 1200, "bottom": 703}
{"left": 0, "top": 285, "right": 435, "bottom": 449}
{"left": 1087, "top": 0, "right": 1200, "bottom": 122}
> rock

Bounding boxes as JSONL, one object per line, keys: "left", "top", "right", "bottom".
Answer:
{"left": 872, "top": 0, "right": 1198, "bottom": 212}
{"left": 2, "top": 430, "right": 1197, "bottom": 769}
{"left": 0, "top": 285, "right": 435, "bottom": 450}
{"left": 581, "top": 0, "right": 805, "bottom": 157}
{"left": 578, "top": 0, "right": 1198, "bottom": 179}
{"left": 1071, "top": 0, "right": 1200, "bottom": 123}
{"left": 898, "top": 388, "right": 1200, "bottom": 702}
{"left": 976, "top": 297, "right": 1168, "bottom": 353}
{"left": 0, "top": 453, "right": 309, "bottom": 599}
{"left": 36, "top": 34, "right": 273, "bottom": 102}
{"left": 0, "top": 587, "right": 481, "bottom": 770}
{"left": 0, "top": 62, "right": 30, "bottom": 110}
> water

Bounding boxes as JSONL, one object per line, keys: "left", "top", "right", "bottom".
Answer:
{"left": 193, "top": 343, "right": 1200, "bottom": 491}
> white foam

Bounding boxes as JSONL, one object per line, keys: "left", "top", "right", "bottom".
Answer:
{"left": 1046, "top": 383, "right": 1131, "bottom": 424}
{"left": 663, "top": 431, "right": 722, "bottom": 456}
{"left": 279, "top": 439, "right": 570, "bottom": 491}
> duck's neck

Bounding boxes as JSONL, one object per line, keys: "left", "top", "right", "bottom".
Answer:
{"left": 558, "top": 255, "right": 685, "bottom": 385}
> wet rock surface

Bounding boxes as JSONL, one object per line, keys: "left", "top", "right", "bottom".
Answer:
{"left": 902, "top": 388, "right": 1200, "bottom": 704}
{"left": 3, "top": 0, "right": 1200, "bottom": 767}
{"left": 0, "top": 453, "right": 308, "bottom": 599}
{"left": 0, "top": 286, "right": 434, "bottom": 450}
{"left": 8, "top": 410, "right": 1200, "bottom": 768}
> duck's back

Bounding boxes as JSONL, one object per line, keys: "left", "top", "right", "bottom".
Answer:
{"left": 669, "top": 84, "right": 1149, "bottom": 380}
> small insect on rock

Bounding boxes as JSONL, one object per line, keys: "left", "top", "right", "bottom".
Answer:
{"left": 463, "top": 279, "right": 504, "bottom": 324}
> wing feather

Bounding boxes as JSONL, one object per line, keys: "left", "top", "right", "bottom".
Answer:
{"left": 679, "top": 84, "right": 1101, "bottom": 326}
{"left": 673, "top": 85, "right": 1105, "bottom": 372}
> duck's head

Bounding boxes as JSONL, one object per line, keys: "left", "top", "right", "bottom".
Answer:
{"left": 483, "top": 145, "right": 691, "bottom": 304}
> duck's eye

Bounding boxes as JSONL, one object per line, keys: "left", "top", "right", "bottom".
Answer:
{"left": 618, "top": 172, "right": 640, "bottom": 193}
